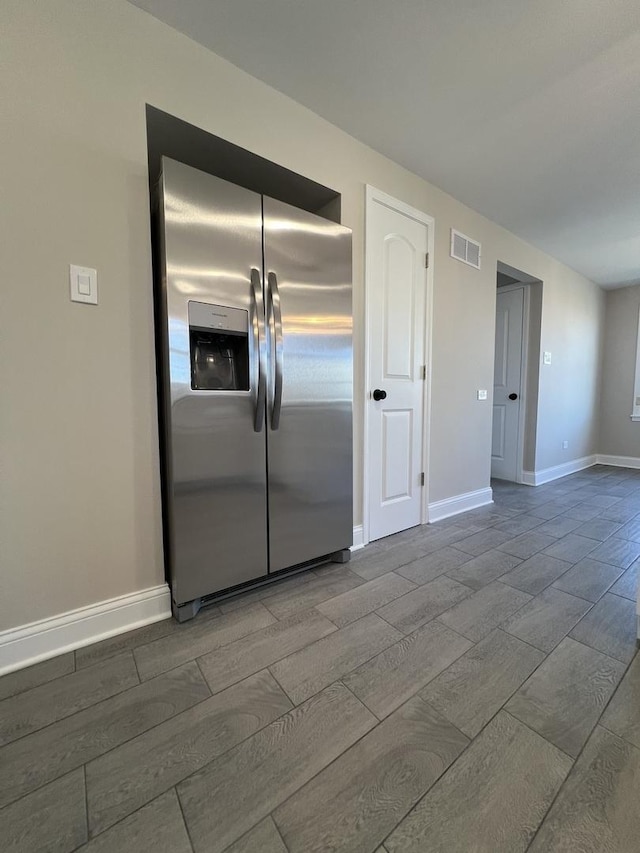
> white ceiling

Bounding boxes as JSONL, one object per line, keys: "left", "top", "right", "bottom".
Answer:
{"left": 129, "top": 0, "right": 640, "bottom": 289}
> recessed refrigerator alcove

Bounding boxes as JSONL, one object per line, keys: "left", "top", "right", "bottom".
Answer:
{"left": 150, "top": 152, "right": 353, "bottom": 621}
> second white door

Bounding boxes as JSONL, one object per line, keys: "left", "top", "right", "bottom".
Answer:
{"left": 492, "top": 286, "right": 524, "bottom": 481}
{"left": 367, "top": 193, "right": 430, "bottom": 542}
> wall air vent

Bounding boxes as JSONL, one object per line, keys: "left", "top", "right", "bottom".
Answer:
{"left": 450, "top": 229, "right": 481, "bottom": 269}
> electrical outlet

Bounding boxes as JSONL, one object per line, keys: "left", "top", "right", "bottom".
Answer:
{"left": 562, "top": 440, "right": 569, "bottom": 449}
{"left": 477, "top": 390, "right": 488, "bottom": 401}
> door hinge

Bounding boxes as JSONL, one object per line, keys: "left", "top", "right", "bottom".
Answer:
{"left": 420, "top": 472, "right": 425, "bottom": 487}
{"left": 421, "top": 365, "right": 427, "bottom": 380}
{"left": 425, "top": 252, "right": 430, "bottom": 269}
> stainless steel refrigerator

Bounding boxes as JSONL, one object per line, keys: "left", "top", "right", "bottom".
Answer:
{"left": 154, "top": 157, "right": 353, "bottom": 620}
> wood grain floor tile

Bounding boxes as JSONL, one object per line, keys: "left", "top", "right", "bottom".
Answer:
{"left": 601, "top": 654, "right": 640, "bottom": 749}
{"left": 316, "top": 572, "right": 416, "bottom": 627}
{"left": 569, "top": 593, "right": 638, "bottom": 663}
{"left": 437, "top": 581, "right": 532, "bottom": 642}
{"left": 445, "top": 549, "right": 522, "bottom": 590}
{"left": 608, "top": 560, "right": 639, "bottom": 600}
{"left": 0, "top": 769, "right": 87, "bottom": 853}
{"left": 452, "top": 528, "right": 512, "bottom": 556}
{"left": 530, "top": 501, "right": 569, "bottom": 520}
{"left": 0, "top": 652, "right": 139, "bottom": 747}
{"left": 552, "top": 558, "right": 623, "bottom": 602}
{"left": 218, "top": 573, "right": 316, "bottom": 614}
{"left": 542, "top": 534, "right": 599, "bottom": 564}
{"left": 262, "top": 570, "right": 364, "bottom": 617}
{"left": 86, "top": 669, "right": 291, "bottom": 836}
{"left": 598, "top": 504, "right": 640, "bottom": 523}
{"left": 0, "top": 661, "right": 210, "bottom": 809}
{"left": 614, "top": 518, "right": 640, "bottom": 543}
{"left": 134, "top": 602, "right": 276, "bottom": 680}
{"left": 0, "top": 653, "right": 74, "bottom": 702}
{"left": 76, "top": 790, "right": 191, "bottom": 853}
{"left": 564, "top": 504, "right": 603, "bottom": 521}
{"left": 421, "top": 629, "right": 545, "bottom": 737}
{"left": 502, "top": 588, "right": 592, "bottom": 652}
{"left": 588, "top": 537, "right": 640, "bottom": 569}
{"left": 528, "top": 727, "right": 640, "bottom": 852}
{"left": 533, "top": 516, "right": 583, "bottom": 539}
{"left": 197, "top": 609, "right": 336, "bottom": 695}
{"left": 177, "top": 682, "right": 376, "bottom": 853}
{"left": 394, "top": 547, "right": 472, "bottom": 585}
{"left": 270, "top": 614, "right": 401, "bottom": 705}
{"left": 350, "top": 539, "right": 436, "bottom": 581}
{"left": 506, "top": 637, "right": 625, "bottom": 757}
{"left": 408, "top": 526, "right": 482, "bottom": 551}
{"left": 581, "top": 494, "right": 623, "bottom": 509}
{"left": 599, "top": 500, "right": 640, "bottom": 524}
{"left": 498, "top": 553, "right": 572, "bottom": 595}
{"left": 224, "top": 818, "right": 287, "bottom": 853}
{"left": 385, "top": 711, "right": 571, "bottom": 853}
{"left": 376, "top": 576, "right": 472, "bottom": 634}
{"left": 343, "top": 620, "right": 472, "bottom": 719}
{"left": 431, "top": 516, "right": 489, "bottom": 533}
{"left": 3, "top": 470, "right": 637, "bottom": 853}
{"left": 492, "top": 515, "right": 545, "bottom": 535}
{"left": 350, "top": 538, "right": 392, "bottom": 561}
{"left": 273, "top": 694, "right": 469, "bottom": 853}
{"left": 75, "top": 617, "right": 178, "bottom": 669}
{"left": 572, "top": 519, "right": 623, "bottom": 541}
{"left": 497, "top": 530, "right": 559, "bottom": 560}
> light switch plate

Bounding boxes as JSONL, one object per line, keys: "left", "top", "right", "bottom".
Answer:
{"left": 70, "top": 264, "right": 98, "bottom": 305}
{"left": 477, "top": 389, "right": 488, "bottom": 401}
{"left": 543, "top": 351, "right": 552, "bottom": 365}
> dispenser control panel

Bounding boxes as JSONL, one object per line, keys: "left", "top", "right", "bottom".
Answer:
{"left": 188, "top": 301, "right": 248, "bottom": 334}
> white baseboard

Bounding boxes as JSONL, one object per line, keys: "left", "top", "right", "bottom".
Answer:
{"left": 0, "top": 584, "right": 171, "bottom": 676}
{"left": 428, "top": 487, "right": 494, "bottom": 523}
{"left": 596, "top": 454, "right": 640, "bottom": 470}
{"left": 522, "top": 455, "right": 597, "bottom": 487}
{"left": 351, "top": 525, "right": 365, "bottom": 550}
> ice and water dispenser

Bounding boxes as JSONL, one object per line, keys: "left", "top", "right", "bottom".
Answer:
{"left": 188, "top": 301, "right": 249, "bottom": 391}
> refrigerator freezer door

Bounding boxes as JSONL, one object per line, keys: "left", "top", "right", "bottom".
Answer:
{"left": 159, "top": 159, "right": 268, "bottom": 604}
{"left": 263, "top": 197, "right": 353, "bottom": 572}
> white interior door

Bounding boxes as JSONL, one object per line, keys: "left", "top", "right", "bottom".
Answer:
{"left": 492, "top": 286, "right": 524, "bottom": 481}
{"left": 367, "top": 194, "right": 430, "bottom": 542}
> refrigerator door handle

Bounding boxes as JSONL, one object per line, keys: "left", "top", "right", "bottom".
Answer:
{"left": 268, "top": 271, "right": 284, "bottom": 430}
{"left": 251, "top": 268, "right": 267, "bottom": 432}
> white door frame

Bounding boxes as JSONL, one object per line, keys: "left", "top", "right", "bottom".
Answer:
{"left": 363, "top": 185, "right": 435, "bottom": 546}
{"left": 493, "top": 282, "right": 530, "bottom": 485}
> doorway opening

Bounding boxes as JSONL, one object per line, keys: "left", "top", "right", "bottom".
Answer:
{"left": 492, "top": 261, "right": 542, "bottom": 484}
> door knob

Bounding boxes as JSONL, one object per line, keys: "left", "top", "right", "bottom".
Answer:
{"left": 373, "top": 389, "right": 387, "bottom": 401}
{"left": 508, "top": 392, "right": 518, "bottom": 401}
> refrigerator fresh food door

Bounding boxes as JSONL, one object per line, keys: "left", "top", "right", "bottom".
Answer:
{"left": 159, "top": 158, "right": 268, "bottom": 604}
{"left": 263, "top": 197, "right": 353, "bottom": 572}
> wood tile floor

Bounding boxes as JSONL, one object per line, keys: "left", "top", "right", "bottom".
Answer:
{"left": 2, "top": 465, "right": 640, "bottom": 852}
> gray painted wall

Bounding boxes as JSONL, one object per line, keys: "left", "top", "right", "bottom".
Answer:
{"left": 600, "top": 285, "right": 640, "bottom": 458}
